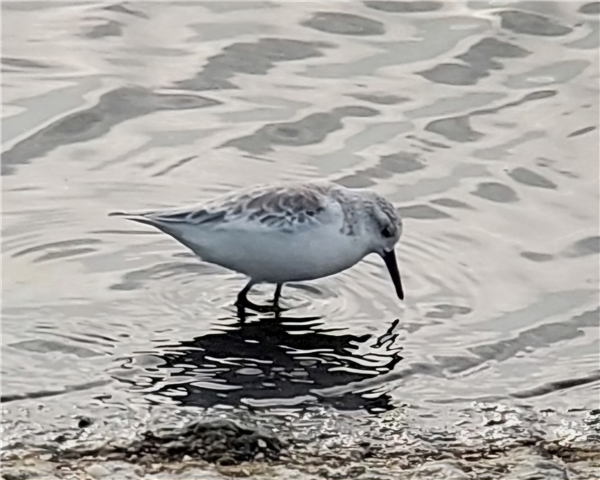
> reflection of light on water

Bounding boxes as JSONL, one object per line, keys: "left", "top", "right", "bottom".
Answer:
{"left": 119, "top": 315, "right": 404, "bottom": 413}
{"left": 2, "top": 1, "right": 597, "bottom": 456}
{"left": 488, "top": 1, "right": 513, "bottom": 6}
{"left": 526, "top": 76, "right": 558, "bottom": 84}
{"left": 450, "top": 22, "right": 486, "bottom": 31}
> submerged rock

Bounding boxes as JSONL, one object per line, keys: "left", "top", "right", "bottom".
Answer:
{"left": 114, "top": 419, "right": 284, "bottom": 465}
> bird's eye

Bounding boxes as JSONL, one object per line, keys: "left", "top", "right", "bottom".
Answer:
{"left": 381, "top": 226, "right": 393, "bottom": 238}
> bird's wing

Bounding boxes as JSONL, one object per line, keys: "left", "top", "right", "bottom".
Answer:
{"left": 111, "top": 183, "right": 338, "bottom": 233}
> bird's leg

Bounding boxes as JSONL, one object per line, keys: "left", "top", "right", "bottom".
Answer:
{"left": 273, "top": 284, "right": 283, "bottom": 306}
{"left": 235, "top": 281, "right": 275, "bottom": 313}
{"left": 236, "top": 281, "right": 254, "bottom": 306}
{"left": 270, "top": 283, "right": 288, "bottom": 313}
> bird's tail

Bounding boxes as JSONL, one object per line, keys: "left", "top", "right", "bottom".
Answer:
{"left": 108, "top": 211, "right": 162, "bottom": 228}
{"left": 108, "top": 211, "right": 130, "bottom": 218}
{"left": 109, "top": 210, "right": 204, "bottom": 257}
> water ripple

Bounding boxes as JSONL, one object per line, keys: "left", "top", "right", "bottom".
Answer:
{"left": 1, "top": 0, "right": 597, "bottom": 437}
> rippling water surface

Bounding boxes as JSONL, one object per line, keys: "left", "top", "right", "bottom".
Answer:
{"left": 2, "top": 0, "right": 599, "bottom": 438}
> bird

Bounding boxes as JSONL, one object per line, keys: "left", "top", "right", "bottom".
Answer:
{"left": 110, "top": 180, "right": 404, "bottom": 312}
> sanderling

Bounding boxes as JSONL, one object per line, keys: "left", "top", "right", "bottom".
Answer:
{"left": 110, "top": 181, "right": 404, "bottom": 311}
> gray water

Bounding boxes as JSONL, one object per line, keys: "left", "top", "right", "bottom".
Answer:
{"left": 2, "top": 1, "right": 599, "bottom": 478}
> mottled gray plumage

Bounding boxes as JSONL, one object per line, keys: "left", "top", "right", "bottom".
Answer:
{"left": 110, "top": 180, "right": 404, "bottom": 310}
{"left": 133, "top": 182, "right": 398, "bottom": 236}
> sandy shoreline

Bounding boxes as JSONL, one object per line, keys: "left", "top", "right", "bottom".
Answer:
{"left": 3, "top": 402, "right": 599, "bottom": 479}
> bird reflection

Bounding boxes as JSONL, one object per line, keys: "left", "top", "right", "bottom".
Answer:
{"left": 125, "top": 313, "right": 404, "bottom": 413}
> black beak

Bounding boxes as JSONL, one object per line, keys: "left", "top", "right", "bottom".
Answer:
{"left": 381, "top": 250, "right": 404, "bottom": 300}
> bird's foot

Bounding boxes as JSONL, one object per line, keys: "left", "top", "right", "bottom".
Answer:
{"left": 235, "top": 297, "right": 286, "bottom": 314}
{"left": 271, "top": 303, "right": 289, "bottom": 314}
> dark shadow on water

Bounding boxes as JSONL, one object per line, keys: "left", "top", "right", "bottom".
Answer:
{"left": 120, "top": 313, "right": 404, "bottom": 413}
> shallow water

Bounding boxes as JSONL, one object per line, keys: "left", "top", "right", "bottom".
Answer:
{"left": 2, "top": 0, "right": 599, "bottom": 471}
